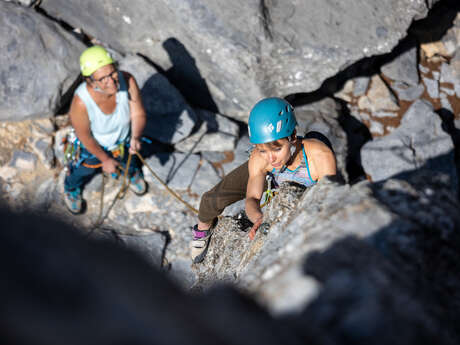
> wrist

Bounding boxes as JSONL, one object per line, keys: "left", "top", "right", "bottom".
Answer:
{"left": 100, "top": 154, "right": 112, "bottom": 163}
{"left": 249, "top": 213, "right": 263, "bottom": 224}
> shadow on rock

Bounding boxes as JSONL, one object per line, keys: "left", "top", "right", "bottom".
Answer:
{"left": 162, "top": 37, "right": 219, "bottom": 113}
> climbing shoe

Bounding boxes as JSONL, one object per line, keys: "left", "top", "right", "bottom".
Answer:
{"left": 129, "top": 171, "right": 147, "bottom": 196}
{"left": 64, "top": 188, "right": 82, "bottom": 214}
{"left": 190, "top": 224, "right": 214, "bottom": 264}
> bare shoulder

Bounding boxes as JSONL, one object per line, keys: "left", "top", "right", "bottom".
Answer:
{"left": 302, "top": 138, "right": 336, "bottom": 179}
{"left": 302, "top": 138, "right": 333, "bottom": 155}
{"left": 69, "top": 94, "right": 87, "bottom": 117}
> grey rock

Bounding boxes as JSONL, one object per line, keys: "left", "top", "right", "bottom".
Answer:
{"left": 168, "top": 257, "right": 198, "bottom": 290}
{"left": 391, "top": 82, "right": 425, "bottom": 101}
{"left": 0, "top": 166, "right": 18, "bottom": 181}
{"left": 143, "top": 152, "right": 198, "bottom": 191}
{"left": 32, "top": 137, "right": 54, "bottom": 169}
{"left": 0, "top": 2, "right": 85, "bottom": 120}
{"left": 201, "top": 151, "right": 227, "bottom": 163}
{"left": 190, "top": 159, "right": 221, "bottom": 197}
{"left": 369, "top": 121, "right": 384, "bottom": 136}
{"left": 9, "top": 150, "right": 37, "bottom": 170}
{"left": 440, "top": 93, "right": 454, "bottom": 113}
{"left": 221, "top": 199, "right": 246, "bottom": 217}
{"left": 219, "top": 134, "right": 251, "bottom": 176}
{"left": 358, "top": 75, "right": 399, "bottom": 112}
{"left": 381, "top": 45, "right": 419, "bottom": 85}
{"left": 5, "top": 0, "right": 38, "bottom": 6}
{"left": 31, "top": 118, "right": 55, "bottom": 136}
{"left": 422, "top": 77, "right": 439, "bottom": 99}
{"left": 334, "top": 80, "right": 354, "bottom": 102}
{"left": 40, "top": 0, "right": 435, "bottom": 120}
{"left": 32, "top": 177, "right": 57, "bottom": 211}
{"left": 191, "top": 172, "right": 460, "bottom": 340}
{"left": 120, "top": 232, "right": 165, "bottom": 268}
{"left": 175, "top": 109, "right": 238, "bottom": 153}
{"left": 419, "top": 64, "right": 430, "bottom": 74}
{"left": 118, "top": 55, "right": 198, "bottom": 144}
{"left": 83, "top": 173, "right": 103, "bottom": 193}
{"left": 353, "top": 76, "right": 370, "bottom": 97}
{"left": 361, "top": 100, "right": 456, "bottom": 188}
{"left": 374, "top": 111, "right": 398, "bottom": 118}
{"left": 440, "top": 61, "right": 460, "bottom": 98}
{"left": 440, "top": 87, "right": 455, "bottom": 96}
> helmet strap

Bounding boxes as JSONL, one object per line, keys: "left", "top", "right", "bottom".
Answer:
{"left": 279, "top": 138, "right": 298, "bottom": 172}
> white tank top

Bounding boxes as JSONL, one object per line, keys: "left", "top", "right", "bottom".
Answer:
{"left": 75, "top": 72, "right": 130, "bottom": 150}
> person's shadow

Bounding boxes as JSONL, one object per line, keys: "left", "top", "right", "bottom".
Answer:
{"left": 162, "top": 37, "right": 219, "bottom": 113}
{"left": 139, "top": 38, "right": 219, "bottom": 184}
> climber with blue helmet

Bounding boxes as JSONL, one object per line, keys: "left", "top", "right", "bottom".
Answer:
{"left": 63, "top": 45, "right": 148, "bottom": 214}
{"left": 190, "top": 97, "right": 337, "bottom": 263}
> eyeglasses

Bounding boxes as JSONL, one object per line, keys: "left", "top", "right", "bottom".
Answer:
{"left": 92, "top": 69, "right": 118, "bottom": 83}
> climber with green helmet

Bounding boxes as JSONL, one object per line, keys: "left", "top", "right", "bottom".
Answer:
{"left": 190, "top": 97, "right": 337, "bottom": 263}
{"left": 64, "top": 45, "right": 147, "bottom": 214}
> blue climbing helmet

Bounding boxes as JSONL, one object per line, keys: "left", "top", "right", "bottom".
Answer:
{"left": 248, "top": 97, "right": 297, "bottom": 144}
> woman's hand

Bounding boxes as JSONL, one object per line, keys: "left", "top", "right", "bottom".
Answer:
{"left": 248, "top": 215, "right": 263, "bottom": 240}
{"left": 101, "top": 157, "right": 119, "bottom": 174}
{"left": 129, "top": 137, "right": 141, "bottom": 154}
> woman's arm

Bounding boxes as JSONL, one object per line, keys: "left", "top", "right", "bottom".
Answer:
{"left": 124, "top": 72, "right": 147, "bottom": 153}
{"left": 69, "top": 95, "right": 118, "bottom": 173}
{"left": 245, "top": 154, "right": 267, "bottom": 224}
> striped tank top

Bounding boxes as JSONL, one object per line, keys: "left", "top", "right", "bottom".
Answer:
{"left": 269, "top": 144, "right": 317, "bottom": 188}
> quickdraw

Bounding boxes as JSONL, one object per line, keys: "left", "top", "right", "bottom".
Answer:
{"left": 260, "top": 174, "right": 276, "bottom": 208}
{"left": 62, "top": 129, "right": 126, "bottom": 171}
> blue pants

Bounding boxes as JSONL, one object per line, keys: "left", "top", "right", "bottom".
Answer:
{"left": 64, "top": 146, "right": 142, "bottom": 192}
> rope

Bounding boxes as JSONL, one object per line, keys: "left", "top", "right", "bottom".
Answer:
{"left": 90, "top": 153, "right": 132, "bottom": 231}
{"left": 87, "top": 149, "right": 276, "bottom": 236}
{"left": 135, "top": 152, "right": 199, "bottom": 215}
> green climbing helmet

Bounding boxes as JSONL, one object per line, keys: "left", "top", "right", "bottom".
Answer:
{"left": 248, "top": 97, "right": 297, "bottom": 144}
{"left": 79, "top": 45, "right": 114, "bottom": 77}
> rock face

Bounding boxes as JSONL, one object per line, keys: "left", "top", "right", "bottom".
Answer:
{"left": 0, "top": 1, "right": 85, "bottom": 121}
{"left": 118, "top": 55, "right": 198, "bottom": 144}
{"left": 361, "top": 100, "right": 457, "bottom": 189}
{"left": 39, "top": 0, "right": 436, "bottom": 119}
{"left": 2, "top": 1, "right": 460, "bottom": 343}
{"left": 192, "top": 173, "right": 460, "bottom": 342}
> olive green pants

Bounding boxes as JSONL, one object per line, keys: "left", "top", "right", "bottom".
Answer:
{"left": 198, "top": 161, "right": 269, "bottom": 223}
{"left": 198, "top": 161, "right": 249, "bottom": 223}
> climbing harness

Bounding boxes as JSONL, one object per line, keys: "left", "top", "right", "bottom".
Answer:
{"left": 62, "top": 129, "right": 126, "bottom": 171}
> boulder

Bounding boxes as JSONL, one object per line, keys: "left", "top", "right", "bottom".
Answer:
{"left": 175, "top": 109, "right": 239, "bottom": 154}
{"left": 391, "top": 82, "right": 425, "bottom": 101}
{"left": 381, "top": 45, "right": 419, "bottom": 86}
{"left": 118, "top": 55, "right": 198, "bottom": 144}
{"left": 39, "top": 0, "right": 436, "bottom": 119}
{"left": 358, "top": 75, "right": 399, "bottom": 113}
{"left": 0, "top": 1, "right": 85, "bottom": 121}
{"left": 361, "top": 100, "right": 457, "bottom": 188}
{"left": 191, "top": 171, "right": 460, "bottom": 344}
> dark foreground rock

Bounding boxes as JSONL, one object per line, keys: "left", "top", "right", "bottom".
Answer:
{"left": 192, "top": 173, "right": 460, "bottom": 343}
{"left": 2, "top": 170, "right": 460, "bottom": 345}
